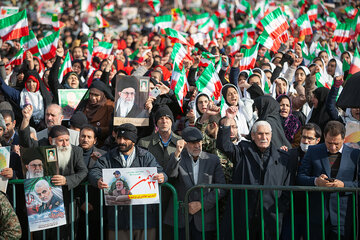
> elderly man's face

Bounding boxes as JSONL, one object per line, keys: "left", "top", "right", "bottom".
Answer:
{"left": 45, "top": 105, "right": 63, "bottom": 127}
{"left": 51, "top": 134, "right": 70, "bottom": 148}
{"left": 27, "top": 159, "right": 43, "bottom": 177}
{"left": 36, "top": 185, "right": 53, "bottom": 203}
{"left": 119, "top": 87, "right": 135, "bottom": 102}
{"left": 116, "top": 181, "right": 124, "bottom": 190}
{"left": 186, "top": 141, "right": 202, "bottom": 158}
{"left": 251, "top": 125, "right": 272, "bottom": 151}
{"left": 157, "top": 116, "right": 172, "bottom": 133}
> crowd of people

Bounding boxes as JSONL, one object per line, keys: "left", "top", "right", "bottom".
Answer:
{"left": 0, "top": 0, "right": 360, "bottom": 239}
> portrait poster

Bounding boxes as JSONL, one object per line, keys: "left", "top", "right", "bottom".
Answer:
{"left": 114, "top": 75, "right": 150, "bottom": 126}
{"left": 24, "top": 176, "right": 66, "bottom": 232}
{"left": 0, "top": 6, "right": 19, "bottom": 19}
{"left": 20, "top": 146, "right": 59, "bottom": 179}
{"left": 102, "top": 167, "right": 159, "bottom": 206}
{"left": 0, "top": 146, "right": 10, "bottom": 193}
{"left": 58, "top": 89, "right": 87, "bottom": 120}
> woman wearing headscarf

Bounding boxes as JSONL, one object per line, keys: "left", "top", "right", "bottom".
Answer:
{"left": 253, "top": 95, "right": 291, "bottom": 149}
{"left": 277, "top": 95, "right": 302, "bottom": 147}
{"left": 76, "top": 81, "right": 114, "bottom": 144}
{"left": 0, "top": 70, "right": 52, "bottom": 130}
{"left": 306, "top": 87, "right": 331, "bottom": 134}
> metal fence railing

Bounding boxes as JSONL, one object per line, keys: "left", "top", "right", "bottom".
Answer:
{"left": 8, "top": 180, "right": 179, "bottom": 240}
{"left": 183, "top": 184, "right": 360, "bottom": 240}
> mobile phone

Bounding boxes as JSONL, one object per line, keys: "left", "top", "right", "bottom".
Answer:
{"left": 150, "top": 87, "right": 161, "bottom": 98}
{"left": 325, "top": 178, "right": 336, "bottom": 182}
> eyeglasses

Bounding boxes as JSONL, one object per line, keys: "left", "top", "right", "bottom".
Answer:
{"left": 301, "top": 136, "right": 317, "bottom": 141}
{"left": 29, "top": 164, "right": 43, "bottom": 168}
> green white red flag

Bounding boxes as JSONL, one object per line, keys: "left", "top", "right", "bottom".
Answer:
{"left": 170, "top": 63, "right": 189, "bottom": 110}
{"left": 231, "top": 23, "right": 256, "bottom": 38}
{"left": 239, "top": 43, "right": 259, "bottom": 71}
{"left": 104, "top": 2, "right": 115, "bottom": 13}
{"left": 170, "top": 43, "right": 192, "bottom": 70}
{"left": 198, "top": 15, "right": 219, "bottom": 34}
{"left": 307, "top": 5, "right": 317, "bottom": 22}
{"left": 86, "top": 38, "right": 93, "bottom": 69}
{"left": 20, "top": 30, "right": 40, "bottom": 56}
{"left": 154, "top": 15, "right": 173, "bottom": 30}
{"left": 199, "top": 52, "right": 216, "bottom": 67}
{"left": 188, "top": 13, "right": 209, "bottom": 26}
{"left": 326, "top": 12, "right": 339, "bottom": 31}
{"left": 163, "top": 28, "right": 190, "bottom": 45}
{"left": 0, "top": 9, "right": 29, "bottom": 41}
{"left": 349, "top": 48, "right": 360, "bottom": 75}
{"left": 148, "top": 0, "right": 161, "bottom": 16}
{"left": 345, "top": 6, "right": 358, "bottom": 19}
{"left": 236, "top": 0, "right": 251, "bottom": 15}
{"left": 93, "top": 42, "right": 113, "bottom": 59}
{"left": 333, "top": 23, "right": 352, "bottom": 43}
{"left": 96, "top": 12, "right": 109, "bottom": 28}
{"left": 241, "top": 31, "right": 252, "bottom": 47}
{"left": 315, "top": 71, "right": 330, "bottom": 89}
{"left": 260, "top": 8, "right": 289, "bottom": 39}
{"left": 196, "top": 63, "right": 222, "bottom": 102}
{"left": 218, "top": 19, "right": 229, "bottom": 36}
{"left": 227, "top": 36, "right": 240, "bottom": 55}
{"left": 58, "top": 51, "right": 72, "bottom": 83}
{"left": 6, "top": 48, "right": 25, "bottom": 67}
{"left": 52, "top": 14, "right": 65, "bottom": 32}
{"left": 38, "top": 30, "right": 60, "bottom": 61}
{"left": 297, "top": 14, "right": 312, "bottom": 37}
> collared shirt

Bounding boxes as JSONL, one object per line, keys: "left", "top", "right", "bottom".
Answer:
{"left": 326, "top": 145, "right": 343, "bottom": 154}
{"left": 188, "top": 152, "right": 201, "bottom": 185}
{"left": 6, "top": 131, "right": 15, "bottom": 144}
{"left": 159, "top": 133, "right": 172, "bottom": 148}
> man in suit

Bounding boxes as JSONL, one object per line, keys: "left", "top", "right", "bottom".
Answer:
{"left": 164, "top": 127, "right": 226, "bottom": 240}
{"left": 297, "top": 120, "right": 360, "bottom": 239}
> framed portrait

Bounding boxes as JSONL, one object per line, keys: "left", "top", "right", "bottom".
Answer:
{"left": 58, "top": 89, "right": 87, "bottom": 120}
{"left": 21, "top": 146, "right": 59, "bottom": 179}
{"left": 113, "top": 75, "right": 150, "bottom": 126}
{"left": 0, "top": 146, "right": 10, "bottom": 193}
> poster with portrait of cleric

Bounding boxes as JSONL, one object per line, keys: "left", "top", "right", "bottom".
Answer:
{"left": 24, "top": 176, "right": 66, "bottom": 232}
{"left": 0, "top": 146, "right": 11, "bottom": 193}
{"left": 114, "top": 75, "right": 150, "bottom": 126}
{"left": 58, "top": 89, "right": 88, "bottom": 120}
{"left": 20, "top": 146, "right": 59, "bottom": 179}
{"left": 102, "top": 167, "right": 159, "bottom": 206}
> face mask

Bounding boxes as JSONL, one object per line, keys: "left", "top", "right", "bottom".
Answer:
{"left": 300, "top": 142, "right": 310, "bottom": 152}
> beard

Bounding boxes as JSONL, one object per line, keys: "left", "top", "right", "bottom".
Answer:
{"left": 118, "top": 142, "right": 134, "bottom": 153}
{"left": 56, "top": 145, "right": 72, "bottom": 173}
{"left": 26, "top": 170, "right": 44, "bottom": 179}
{"left": 116, "top": 97, "right": 135, "bottom": 117}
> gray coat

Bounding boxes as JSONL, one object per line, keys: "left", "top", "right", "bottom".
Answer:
{"left": 88, "top": 146, "right": 168, "bottom": 230}
{"left": 164, "top": 149, "right": 226, "bottom": 231}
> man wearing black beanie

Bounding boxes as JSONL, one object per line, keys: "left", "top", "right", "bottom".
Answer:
{"left": 89, "top": 122, "right": 168, "bottom": 240}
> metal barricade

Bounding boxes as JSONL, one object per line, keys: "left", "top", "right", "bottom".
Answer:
{"left": 183, "top": 184, "right": 359, "bottom": 240}
{"left": 8, "top": 180, "right": 179, "bottom": 240}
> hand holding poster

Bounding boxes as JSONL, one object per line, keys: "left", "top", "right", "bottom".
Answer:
{"left": 0, "top": 146, "right": 11, "bottom": 192}
{"left": 114, "top": 76, "right": 150, "bottom": 126}
{"left": 58, "top": 89, "right": 87, "bottom": 120}
{"left": 24, "top": 176, "right": 66, "bottom": 232}
{"left": 102, "top": 167, "right": 159, "bottom": 206}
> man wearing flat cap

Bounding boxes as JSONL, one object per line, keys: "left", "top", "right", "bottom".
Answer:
{"left": 114, "top": 77, "right": 144, "bottom": 118}
{"left": 89, "top": 123, "right": 167, "bottom": 240}
{"left": 164, "top": 127, "right": 226, "bottom": 240}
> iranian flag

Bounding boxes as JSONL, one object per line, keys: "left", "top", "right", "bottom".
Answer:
{"left": 199, "top": 52, "right": 216, "bottom": 67}
{"left": 236, "top": 0, "right": 251, "bottom": 15}
{"left": 316, "top": 14, "right": 326, "bottom": 27}
{"left": 20, "top": 30, "right": 40, "bottom": 56}
{"left": 198, "top": 15, "right": 219, "bottom": 33}
{"left": 231, "top": 23, "right": 256, "bottom": 38}
{"left": 171, "top": 63, "right": 189, "bottom": 110}
{"left": 93, "top": 42, "right": 113, "bottom": 59}
{"left": 52, "top": 14, "right": 65, "bottom": 32}
{"left": 307, "top": 5, "right": 317, "bottom": 22}
{"left": 6, "top": 48, "right": 25, "bottom": 67}
{"left": 170, "top": 43, "right": 192, "bottom": 70}
{"left": 148, "top": 0, "right": 161, "bottom": 16}
{"left": 196, "top": 63, "right": 222, "bottom": 102}
{"left": 326, "top": 12, "right": 339, "bottom": 31}
{"left": 345, "top": 6, "right": 358, "bottom": 19}
{"left": 333, "top": 23, "right": 352, "bottom": 43}
{"left": 297, "top": 14, "right": 313, "bottom": 37}
{"left": 315, "top": 72, "right": 330, "bottom": 89}
{"left": 104, "top": 2, "right": 115, "bottom": 13}
{"left": 261, "top": 8, "right": 289, "bottom": 39}
{"left": 188, "top": 13, "right": 209, "bottom": 26}
{"left": 0, "top": 9, "right": 29, "bottom": 41}
{"left": 86, "top": 39, "right": 93, "bottom": 69}
{"left": 349, "top": 48, "right": 360, "bottom": 75}
{"left": 38, "top": 30, "right": 60, "bottom": 61}
{"left": 239, "top": 43, "right": 258, "bottom": 71}
{"left": 189, "top": 32, "right": 207, "bottom": 46}
{"left": 257, "top": 30, "right": 281, "bottom": 52}
{"left": 96, "top": 12, "right": 109, "bottom": 28}
{"left": 227, "top": 36, "right": 240, "bottom": 55}
{"left": 154, "top": 15, "right": 172, "bottom": 30}
{"left": 241, "top": 31, "right": 252, "bottom": 47}
{"left": 218, "top": 19, "right": 229, "bottom": 35}
{"left": 58, "top": 51, "right": 72, "bottom": 83}
{"left": 163, "top": 28, "right": 189, "bottom": 45}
